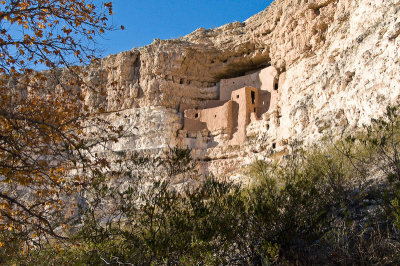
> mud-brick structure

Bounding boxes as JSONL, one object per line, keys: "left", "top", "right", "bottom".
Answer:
{"left": 184, "top": 86, "right": 262, "bottom": 145}
{"left": 182, "top": 66, "right": 280, "bottom": 145}
{"left": 184, "top": 101, "right": 233, "bottom": 134}
{"left": 230, "top": 86, "right": 259, "bottom": 145}
{"left": 219, "top": 66, "right": 278, "bottom": 101}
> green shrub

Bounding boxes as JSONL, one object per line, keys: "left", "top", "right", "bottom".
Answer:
{"left": 5, "top": 105, "right": 400, "bottom": 265}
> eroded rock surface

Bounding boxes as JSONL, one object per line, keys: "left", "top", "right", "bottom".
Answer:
{"left": 80, "top": 0, "right": 400, "bottom": 179}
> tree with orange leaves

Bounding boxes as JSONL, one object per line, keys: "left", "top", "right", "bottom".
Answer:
{"left": 0, "top": 0, "right": 123, "bottom": 256}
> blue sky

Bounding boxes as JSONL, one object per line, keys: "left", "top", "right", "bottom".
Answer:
{"left": 101, "top": 0, "right": 273, "bottom": 56}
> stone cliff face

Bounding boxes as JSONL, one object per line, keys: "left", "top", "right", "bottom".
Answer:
{"left": 83, "top": 0, "right": 400, "bottom": 179}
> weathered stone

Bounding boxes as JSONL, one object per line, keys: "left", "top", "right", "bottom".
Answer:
{"left": 42, "top": 0, "right": 400, "bottom": 179}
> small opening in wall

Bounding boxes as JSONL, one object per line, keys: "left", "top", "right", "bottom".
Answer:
{"left": 236, "top": 95, "right": 239, "bottom": 99}
{"left": 274, "top": 83, "right": 279, "bottom": 91}
{"left": 214, "top": 114, "right": 217, "bottom": 118}
{"left": 267, "top": 124, "right": 270, "bottom": 130}
{"left": 195, "top": 113, "right": 199, "bottom": 118}
{"left": 272, "top": 143, "right": 276, "bottom": 149}
{"left": 254, "top": 108, "right": 256, "bottom": 112}
{"left": 251, "top": 91, "right": 255, "bottom": 104}
{"left": 179, "top": 78, "right": 184, "bottom": 84}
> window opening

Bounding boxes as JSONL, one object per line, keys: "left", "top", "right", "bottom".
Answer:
{"left": 254, "top": 108, "right": 256, "bottom": 112}
{"left": 272, "top": 143, "right": 276, "bottom": 149}
{"left": 274, "top": 83, "right": 279, "bottom": 91}
{"left": 251, "top": 91, "right": 255, "bottom": 104}
{"left": 195, "top": 113, "right": 199, "bottom": 118}
{"left": 236, "top": 95, "right": 239, "bottom": 99}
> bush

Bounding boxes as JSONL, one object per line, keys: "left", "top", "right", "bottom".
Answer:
{"left": 4, "top": 106, "right": 400, "bottom": 265}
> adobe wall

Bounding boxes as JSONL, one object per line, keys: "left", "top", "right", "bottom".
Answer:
{"left": 178, "top": 100, "right": 228, "bottom": 113}
{"left": 204, "top": 100, "right": 229, "bottom": 109}
{"left": 220, "top": 71, "right": 261, "bottom": 101}
{"left": 184, "top": 109, "right": 207, "bottom": 132}
{"left": 268, "top": 71, "right": 285, "bottom": 115}
{"left": 200, "top": 101, "right": 233, "bottom": 133}
{"left": 183, "top": 101, "right": 233, "bottom": 134}
{"left": 220, "top": 66, "right": 279, "bottom": 101}
{"left": 183, "top": 118, "right": 207, "bottom": 133}
{"left": 230, "top": 86, "right": 259, "bottom": 145}
{"left": 259, "top": 66, "right": 279, "bottom": 91}
{"left": 257, "top": 90, "right": 271, "bottom": 116}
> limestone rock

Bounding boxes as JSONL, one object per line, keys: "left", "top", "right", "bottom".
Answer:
{"left": 45, "top": 0, "right": 400, "bottom": 179}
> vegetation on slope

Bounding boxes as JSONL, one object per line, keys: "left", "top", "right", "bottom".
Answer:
{"left": 2, "top": 105, "right": 400, "bottom": 265}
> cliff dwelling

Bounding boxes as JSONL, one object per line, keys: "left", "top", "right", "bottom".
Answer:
{"left": 181, "top": 66, "right": 282, "bottom": 146}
